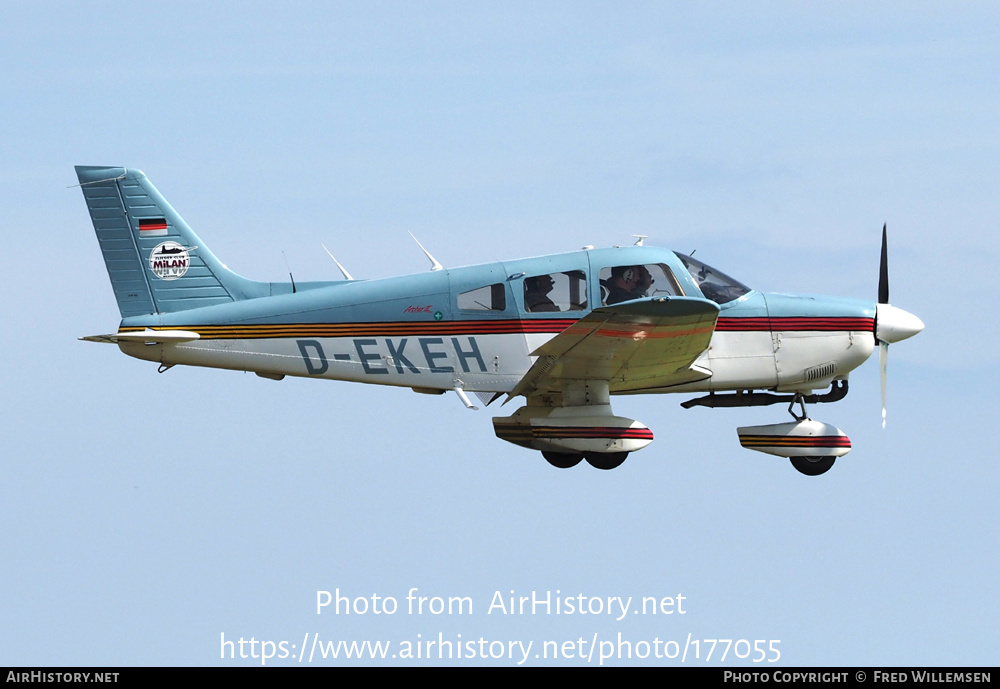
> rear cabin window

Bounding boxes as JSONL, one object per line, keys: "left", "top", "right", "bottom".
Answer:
{"left": 458, "top": 283, "right": 507, "bottom": 311}
{"left": 598, "top": 263, "right": 683, "bottom": 306}
{"left": 523, "top": 270, "right": 588, "bottom": 313}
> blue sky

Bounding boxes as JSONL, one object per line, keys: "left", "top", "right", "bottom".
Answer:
{"left": 1, "top": 1, "right": 997, "bottom": 666}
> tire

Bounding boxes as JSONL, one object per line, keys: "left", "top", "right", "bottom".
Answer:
{"left": 584, "top": 451, "right": 629, "bottom": 470}
{"left": 790, "top": 456, "right": 836, "bottom": 476}
{"left": 542, "top": 451, "right": 584, "bottom": 469}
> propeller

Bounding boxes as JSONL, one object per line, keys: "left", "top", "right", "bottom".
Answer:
{"left": 878, "top": 224, "right": 889, "bottom": 428}
{"left": 874, "top": 224, "right": 924, "bottom": 427}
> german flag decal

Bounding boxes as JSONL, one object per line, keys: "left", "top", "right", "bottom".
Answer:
{"left": 138, "top": 218, "right": 168, "bottom": 236}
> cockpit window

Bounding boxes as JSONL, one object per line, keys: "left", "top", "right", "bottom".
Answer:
{"left": 598, "top": 263, "right": 683, "bottom": 306}
{"left": 674, "top": 252, "right": 751, "bottom": 304}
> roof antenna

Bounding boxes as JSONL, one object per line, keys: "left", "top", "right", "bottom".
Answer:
{"left": 633, "top": 234, "right": 647, "bottom": 246}
{"left": 408, "top": 232, "right": 443, "bottom": 271}
{"left": 282, "top": 251, "right": 297, "bottom": 293}
{"left": 322, "top": 244, "right": 355, "bottom": 280}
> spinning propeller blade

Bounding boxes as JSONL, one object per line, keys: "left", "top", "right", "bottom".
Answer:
{"left": 879, "top": 341, "right": 888, "bottom": 428}
{"left": 873, "top": 224, "right": 923, "bottom": 427}
{"left": 879, "top": 223, "right": 889, "bottom": 428}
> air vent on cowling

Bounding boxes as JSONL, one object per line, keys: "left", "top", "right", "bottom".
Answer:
{"left": 804, "top": 362, "right": 837, "bottom": 382}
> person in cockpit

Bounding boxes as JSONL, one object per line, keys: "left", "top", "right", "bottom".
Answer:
{"left": 605, "top": 265, "right": 653, "bottom": 305}
{"left": 524, "top": 274, "right": 560, "bottom": 312}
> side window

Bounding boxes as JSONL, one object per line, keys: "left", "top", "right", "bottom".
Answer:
{"left": 523, "top": 270, "right": 588, "bottom": 313}
{"left": 599, "top": 264, "right": 683, "bottom": 305}
{"left": 458, "top": 283, "right": 507, "bottom": 311}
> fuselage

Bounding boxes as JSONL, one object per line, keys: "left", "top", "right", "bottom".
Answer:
{"left": 115, "top": 246, "right": 877, "bottom": 397}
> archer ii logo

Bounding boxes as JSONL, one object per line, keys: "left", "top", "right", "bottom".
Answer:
{"left": 149, "top": 241, "right": 194, "bottom": 280}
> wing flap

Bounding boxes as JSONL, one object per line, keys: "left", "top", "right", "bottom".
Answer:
{"left": 511, "top": 297, "right": 719, "bottom": 398}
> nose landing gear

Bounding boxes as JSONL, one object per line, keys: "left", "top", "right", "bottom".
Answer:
{"left": 737, "top": 393, "right": 852, "bottom": 476}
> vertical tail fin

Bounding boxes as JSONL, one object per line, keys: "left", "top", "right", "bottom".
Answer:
{"left": 76, "top": 166, "right": 260, "bottom": 317}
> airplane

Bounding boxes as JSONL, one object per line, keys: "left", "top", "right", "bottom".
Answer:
{"left": 74, "top": 165, "right": 924, "bottom": 475}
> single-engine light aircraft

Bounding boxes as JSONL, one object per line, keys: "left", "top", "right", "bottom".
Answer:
{"left": 76, "top": 166, "right": 923, "bottom": 475}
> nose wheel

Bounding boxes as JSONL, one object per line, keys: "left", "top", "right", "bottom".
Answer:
{"left": 789, "top": 456, "right": 836, "bottom": 476}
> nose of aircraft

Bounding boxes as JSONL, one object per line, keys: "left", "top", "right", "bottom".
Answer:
{"left": 876, "top": 303, "right": 924, "bottom": 344}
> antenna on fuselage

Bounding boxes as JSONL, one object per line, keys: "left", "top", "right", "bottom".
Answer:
{"left": 322, "top": 244, "right": 355, "bottom": 280}
{"left": 408, "top": 232, "right": 443, "bottom": 271}
{"left": 282, "top": 251, "right": 297, "bottom": 293}
{"left": 633, "top": 234, "right": 647, "bottom": 246}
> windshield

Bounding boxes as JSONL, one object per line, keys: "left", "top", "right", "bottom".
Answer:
{"left": 674, "top": 252, "right": 751, "bottom": 304}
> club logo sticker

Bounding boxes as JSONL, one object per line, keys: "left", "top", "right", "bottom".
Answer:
{"left": 149, "top": 242, "right": 196, "bottom": 280}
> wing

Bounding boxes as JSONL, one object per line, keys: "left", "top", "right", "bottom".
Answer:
{"left": 509, "top": 296, "right": 719, "bottom": 399}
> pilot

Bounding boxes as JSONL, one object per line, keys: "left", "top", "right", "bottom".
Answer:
{"left": 524, "top": 275, "right": 559, "bottom": 312}
{"left": 605, "top": 266, "right": 643, "bottom": 305}
{"left": 633, "top": 265, "right": 653, "bottom": 297}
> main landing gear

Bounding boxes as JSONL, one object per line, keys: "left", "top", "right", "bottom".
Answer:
{"left": 542, "top": 451, "right": 630, "bottom": 470}
{"left": 493, "top": 399, "right": 650, "bottom": 471}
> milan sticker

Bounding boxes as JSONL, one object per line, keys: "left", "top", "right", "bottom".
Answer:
{"left": 149, "top": 241, "right": 194, "bottom": 280}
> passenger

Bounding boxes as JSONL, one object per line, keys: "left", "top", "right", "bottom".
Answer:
{"left": 524, "top": 275, "right": 559, "bottom": 312}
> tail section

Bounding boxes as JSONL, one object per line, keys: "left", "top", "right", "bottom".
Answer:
{"left": 76, "top": 166, "right": 261, "bottom": 317}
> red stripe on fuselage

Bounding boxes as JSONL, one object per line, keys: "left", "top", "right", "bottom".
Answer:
{"left": 122, "top": 316, "right": 873, "bottom": 340}
{"left": 717, "top": 317, "right": 874, "bottom": 332}
{"left": 120, "top": 319, "right": 578, "bottom": 339}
